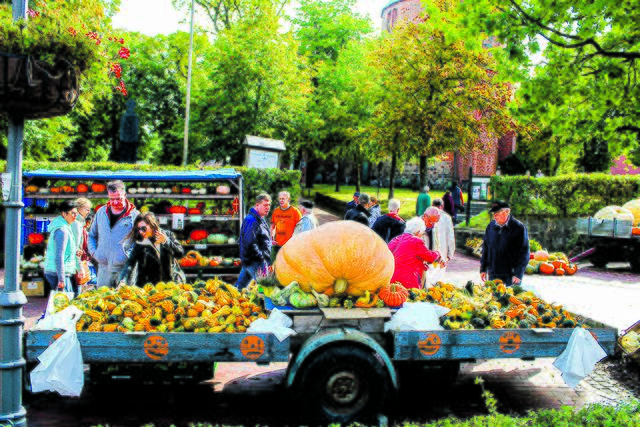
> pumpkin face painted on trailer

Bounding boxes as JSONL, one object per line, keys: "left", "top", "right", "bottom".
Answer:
{"left": 274, "top": 221, "right": 394, "bottom": 297}
{"left": 144, "top": 335, "right": 169, "bottom": 360}
{"left": 499, "top": 332, "right": 521, "bottom": 354}
{"left": 418, "top": 334, "right": 442, "bottom": 356}
{"left": 240, "top": 336, "right": 265, "bottom": 360}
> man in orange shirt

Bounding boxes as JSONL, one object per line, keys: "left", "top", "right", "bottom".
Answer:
{"left": 270, "top": 191, "right": 302, "bottom": 259}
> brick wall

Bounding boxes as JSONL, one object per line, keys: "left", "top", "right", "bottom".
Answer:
{"left": 381, "top": 0, "right": 424, "bottom": 32}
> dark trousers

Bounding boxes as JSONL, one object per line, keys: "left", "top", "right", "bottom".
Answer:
{"left": 488, "top": 274, "right": 513, "bottom": 287}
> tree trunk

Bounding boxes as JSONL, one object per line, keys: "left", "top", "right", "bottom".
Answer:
{"left": 388, "top": 152, "right": 397, "bottom": 200}
{"left": 305, "top": 157, "right": 316, "bottom": 189}
{"left": 335, "top": 160, "right": 341, "bottom": 192}
{"left": 355, "top": 155, "right": 361, "bottom": 193}
{"left": 419, "top": 154, "right": 428, "bottom": 190}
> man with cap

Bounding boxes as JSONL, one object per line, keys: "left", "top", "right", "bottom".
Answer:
{"left": 344, "top": 192, "right": 360, "bottom": 215}
{"left": 293, "top": 200, "right": 319, "bottom": 235}
{"left": 480, "top": 200, "right": 530, "bottom": 287}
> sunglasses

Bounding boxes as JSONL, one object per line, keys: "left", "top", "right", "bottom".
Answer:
{"left": 135, "top": 226, "right": 148, "bottom": 233}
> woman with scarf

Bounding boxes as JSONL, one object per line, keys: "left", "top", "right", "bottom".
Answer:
{"left": 43, "top": 201, "right": 78, "bottom": 292}
{"left": 372, "top": 198, "right": 406, "bottom": 243}
{"left": 118, "top": 212, "right": 185, "bottom": 287}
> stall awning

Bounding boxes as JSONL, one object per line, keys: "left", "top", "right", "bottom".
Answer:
{"left": 23, "top": 168, "right": 242, "bottom": 182}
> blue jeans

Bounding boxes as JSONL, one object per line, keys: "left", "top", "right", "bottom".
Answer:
{"left": 44, "top": 272, "right": 73, "bottom": 292}
{"left": 235, "top": 261, "right": 267, "bottom": 290}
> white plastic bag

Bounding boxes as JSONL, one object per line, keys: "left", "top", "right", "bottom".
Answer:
{"left": 384, "top": 302, "right": 450, "bottom": 332}
{"left": 424, "top": 265, "right": 445, "bottom": 287}
{"left": 44, "top": 291, "right": 75, "bottom": 318}
{"left": 553, "top": 327, "right": 607, "bottom": 388}
{"left": 247, "top": 308, "right": 296, "bottom": 341}
{"left": 30, "top": 306, "right": 85, "bottom": 397}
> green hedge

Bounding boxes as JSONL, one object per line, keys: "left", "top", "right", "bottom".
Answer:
{"left": 0, "top": 161, "right": 301, "bottom": 206}
{"left": 490, "top": 173, "right": 640, "bottom": 218}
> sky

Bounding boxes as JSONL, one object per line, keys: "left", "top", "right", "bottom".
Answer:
{"left": 112, "top": 0, "right": 390, "bottom": 36}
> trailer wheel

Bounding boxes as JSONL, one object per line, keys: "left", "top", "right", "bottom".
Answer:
{"left": 629, "top": 243, "right": 640, "bottom": 273}
{"left": 296, "top": 345, "right": 390, "bottom": 424}
{"left": 590, "top": 249, "right": 608, "bottom": 269}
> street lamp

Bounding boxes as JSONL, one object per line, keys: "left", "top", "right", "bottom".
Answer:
{"left": 182, "top": 0, "right": 195, "bottom": 167}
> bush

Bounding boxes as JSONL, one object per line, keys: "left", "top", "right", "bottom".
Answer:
{"left": 0, "top": 160, "right": 301, "bottom": 207}
{"left": 490, "top": 174, "right": 640, "bottom": 218}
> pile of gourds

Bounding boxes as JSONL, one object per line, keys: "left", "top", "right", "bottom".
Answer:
{"left": 70, "top": 279, "right": 265, "bottom": 333}
{"left": 525, "top": 250, "right": 578, "bottom": 276}
{"left": 407, "top": 280, "right": 586, "bottom": 330}
{"left": 178, "top": 250, "right": 240, "bottom": 268}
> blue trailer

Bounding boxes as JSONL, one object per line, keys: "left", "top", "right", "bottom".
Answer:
{"left": 23, "top": 307, "right": 618, "bottom": 424}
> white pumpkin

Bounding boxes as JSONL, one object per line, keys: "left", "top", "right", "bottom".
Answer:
{"left": 622, "top": 199, "right": 640, "bottom": 226}
{"left": 593, "top": 205, "right": 634, "bottom": 223}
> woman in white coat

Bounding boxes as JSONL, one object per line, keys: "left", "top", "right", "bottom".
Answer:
{"left": 432, "top": 198, "right": 456, "bottom": 265}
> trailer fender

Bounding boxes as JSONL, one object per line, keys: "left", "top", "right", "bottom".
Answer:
{"left": 286, "top": 327, "right": 397, "bottom": 390}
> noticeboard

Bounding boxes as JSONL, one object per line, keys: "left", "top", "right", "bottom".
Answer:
{"left": 247, "top": 149, "right": 279, "bottom": 169}
{"left": 471, "top": 177, "right": 491, "bottom": 201}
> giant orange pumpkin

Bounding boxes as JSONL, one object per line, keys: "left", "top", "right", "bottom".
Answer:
{"left": 274, "top": 221, "right": 394, "bottom": 297}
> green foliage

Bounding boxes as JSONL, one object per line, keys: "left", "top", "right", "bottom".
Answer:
{"left": 455, "top": 0, "right": 640, "bottom": 172}
{"left": 0, "top": 0, "right": 125, "bottom": 99}
{"left": 0, "top": 160, "right": 301, "bottom": 207}
{"left": 491, "top": 174, "right": 640, "bottom": 218}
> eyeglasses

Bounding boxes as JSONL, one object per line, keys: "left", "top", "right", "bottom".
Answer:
{"left": 135, "top": 226, "right": 148, "bottom": 233}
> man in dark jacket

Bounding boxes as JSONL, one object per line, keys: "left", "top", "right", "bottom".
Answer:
{"left": 480, "top": 200, "right": 530, "bottom": 287}
{"left": 372, "top": 198, "right": 405, "bottom": 242}
{"left": 344, "top": 192, "right": 360, "bottom": 215}
{"left": 236, "top": 193, "right": 272, "bottom": 290}
{"left": 344, "top": 193, "right": 371, "bottom": 226}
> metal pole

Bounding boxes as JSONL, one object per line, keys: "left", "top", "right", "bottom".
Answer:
{"left": 466, "top": 167, "right": 473, "bottom": 227}
{"left": 182, "top": 0, "right": 196, "bottom": 167}
{"left": 1, "top": 2, "right": 28, "bottom": 424}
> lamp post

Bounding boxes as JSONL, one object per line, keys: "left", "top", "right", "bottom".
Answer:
{"left": 182, "top": 0, "right": 195, "bottom": 167}
{"left": 0, "top": 1, "right": 29, "bottom": 425}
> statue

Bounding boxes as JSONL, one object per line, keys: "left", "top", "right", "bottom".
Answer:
{"left": 119, "top": 99, "right": 139, "bottom": 162}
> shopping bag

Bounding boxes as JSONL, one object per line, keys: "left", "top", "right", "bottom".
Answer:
{"left": 44, "top": 291, "right": 75, "bottom": 318}
{"left": 30, "top": 306, "right": 84, "bottom": 396}
{"left": 74, "top": 260, "right": 91, "bottom": 285}
{"left": 553, "top": 327, "right": 607, "bottom": 388}
{"left": 424, "top": 264, "right": 445, "bottom": 287}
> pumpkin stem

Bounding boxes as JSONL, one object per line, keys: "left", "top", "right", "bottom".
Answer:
{"left": 334, "top": 279, "right": 348, "bottom": 295}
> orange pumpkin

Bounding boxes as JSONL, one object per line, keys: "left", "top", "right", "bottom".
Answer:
{"left": 28, "top": 233, "right": 45, "bottom": 245}
{"left": 91, "top": 182, "right": 106, "bottom": 193}
{"left": 62, "top": 185, "right": 75, "bottom": 193}
{"left": 169, "top": 206, "right": 187, "bottom": 214}
{"left": 539, "top": 262, "right": 555, "bottom": 275}
{"left": 188, "top": 208, "right": 202, "bottom": 215}
{"left": 77, "top": 183, "right": 89, "bottom": 193}
{"left": 25, "top": 185, "right": 39, "bottom": 193}
{"left": 378, "top": 282, "right": 409, "bottom": 307}
{"left": 551, "top": 260, "right": 566, "bottom": 270}
{"left": 632, "top": 227, "right": 640, "bottom": 236}
{"left": 274, "top": 221, "right": 394, "bottom": 297}
{"left": 564, "top": 264, "right": 578, "bottom": 275}
{"left": 189, "top": 229, "right": 209, "bottom": 241}
{"left": 50, "top": 187, "right": 62, "bottom": 193}
{"left": 555, "top": 268, "right": 566, "bottom": 276}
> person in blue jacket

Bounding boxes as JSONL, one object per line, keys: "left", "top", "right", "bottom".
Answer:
{"left": 480, "top": 200, "right": 530, "bottom": 287}
{"left": 236, "top": 193, "right": 272, "bottom": 290}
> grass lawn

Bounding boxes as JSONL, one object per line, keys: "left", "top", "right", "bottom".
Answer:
{"left": 301, "top": 184, "right": 445, "bottom": 218}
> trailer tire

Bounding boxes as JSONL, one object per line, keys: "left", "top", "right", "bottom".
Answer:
{"left": 590, "top": 250, "right": 608, "bottom": 269}
{"left": 629, "top": 243, "right": 640, "bottom": 273}
{"left": 296, "top": 345, "right": 390, "bottom": 425}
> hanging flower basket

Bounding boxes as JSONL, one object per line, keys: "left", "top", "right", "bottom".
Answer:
{"left": 0, "top": 52, "right": 79, "bottom": 120}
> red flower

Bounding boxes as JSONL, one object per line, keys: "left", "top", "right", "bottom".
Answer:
{"left": 118, "top": 38, "right": 125, "bottom": 45}
{"left": 68, "top": 27, "right": 78, "bottom": 36}
{"left": 115, "top": 80, "right": 128, "bottom": 96}
{"left": 118, "top": 47, "right": 130, "bottom": 59}
{"left": 110, "top": 63, "right": 122, "bottom": 79}
{"left": 27, "top": 9, "right": 40, "bottom": 18}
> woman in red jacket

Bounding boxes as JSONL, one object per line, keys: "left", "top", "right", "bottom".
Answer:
{"left": 388, "top": 217, "right": 441, "bottom": 289}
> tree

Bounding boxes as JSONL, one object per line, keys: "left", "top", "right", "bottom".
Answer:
{"left": 455, "top": 0, "right": 640, "bottom": 170}
{"left": 291, "top": 0, "right": 373, "bottom": 189}
{"left": 190, "top": 4, "right": 311, "bottom": 165}
{"left": 372, "top": 1, "right": 525, "bottom": 196}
